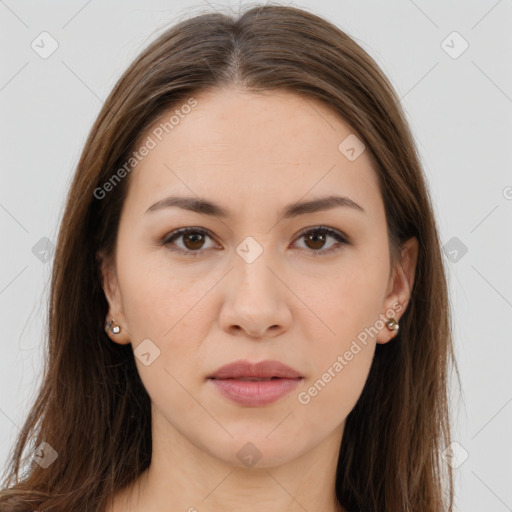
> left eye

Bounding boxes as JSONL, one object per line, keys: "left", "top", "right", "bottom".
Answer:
{"left": 161, "top": 226, "right": 349, "bottom": 256}
{"left": 293, "top": 226, "right": 349, "bottom": 255}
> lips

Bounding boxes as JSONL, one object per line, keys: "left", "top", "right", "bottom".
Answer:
{"left": 207, "top": 360, "right": 304, "bottom": 406}
{"left": 207, "top": 360, "right": 303, "bottom": 380}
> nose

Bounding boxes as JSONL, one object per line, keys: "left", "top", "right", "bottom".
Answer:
{"left": 218, "top": 250, "right": 292, "bottom": 339}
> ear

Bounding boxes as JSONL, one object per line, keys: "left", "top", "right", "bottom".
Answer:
{"left": 97, "top": 250, "right": 131, "bottom": 345}
{"left": 376, "top": 236, "right": 419, "bottom": 344}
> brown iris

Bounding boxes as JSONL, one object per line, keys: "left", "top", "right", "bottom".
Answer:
{"left": 182, "top": 232, "right": 206, "bottom": 250}
{"left": 304, "top": 232, "right": 326, "bottom": 250}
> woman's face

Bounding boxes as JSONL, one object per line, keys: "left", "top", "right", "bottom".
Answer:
{"left": 100, "top": 87, "right": 417, "bottom": 468}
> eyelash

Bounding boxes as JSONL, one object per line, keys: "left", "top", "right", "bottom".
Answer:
{"left": 160, "top": 226, "right": 350, "bottom": 257}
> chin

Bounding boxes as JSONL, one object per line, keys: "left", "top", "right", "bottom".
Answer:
{"left": 198, "top": 425, "right": 312, "bottom": 469}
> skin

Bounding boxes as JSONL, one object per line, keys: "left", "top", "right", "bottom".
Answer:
{"left": 100, "top": 87, "right": 418, "bottom": 512}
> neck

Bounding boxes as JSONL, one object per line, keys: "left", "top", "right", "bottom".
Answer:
{"left": 108, "top": 409, "right": 347, "bottom": 512}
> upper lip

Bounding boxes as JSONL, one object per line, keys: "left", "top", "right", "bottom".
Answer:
{"left": 208, "top": 360, "right": 303, "bottom": 379}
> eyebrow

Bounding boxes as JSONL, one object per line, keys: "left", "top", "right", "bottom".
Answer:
{"left": 145, "top": 194, "right": 365, "bottom": 218}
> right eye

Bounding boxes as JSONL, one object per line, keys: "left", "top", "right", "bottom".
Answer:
{"left": 161, "top": 227, "right": 218, "bottom": 256}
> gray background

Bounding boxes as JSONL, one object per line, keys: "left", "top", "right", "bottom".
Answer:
{"left": 1, "top": 0, "right": 511, "bottom": 509}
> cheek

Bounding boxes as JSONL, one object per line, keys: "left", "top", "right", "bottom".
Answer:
{"left": 118, "top": 262, "right": 217, "bottom": 397}
{"left": 117, "top": 246, "right": 212, "bottom": 341}
{"left": 295, "top": 271, "right": 381, "bottom": 434}
{"left": 301, "top": 255, "right": 388, "bottom": 347}
{"left": 293, "top": 255, "right": 387, "bottom": 422}
{"left": 297, "top": 340, "right": 375, "bottom": 433}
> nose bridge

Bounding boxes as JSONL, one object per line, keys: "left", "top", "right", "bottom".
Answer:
{"left": 233, "top": 234, "right": 281, "bottom": 303}
{"left": 219, "top": 234, "right": 291, "bottom": 337}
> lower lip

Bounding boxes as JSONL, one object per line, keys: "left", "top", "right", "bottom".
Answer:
{"left": 208, "top": 378, "right": 303, "bottom": 406}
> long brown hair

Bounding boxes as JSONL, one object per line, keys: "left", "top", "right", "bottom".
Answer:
{"left": 0, "top": 4, "right": 459, "bottom": 511}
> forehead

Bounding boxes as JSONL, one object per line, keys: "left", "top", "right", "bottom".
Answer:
{"left": 124, "top": 87, "right": 383, "bottom": 221}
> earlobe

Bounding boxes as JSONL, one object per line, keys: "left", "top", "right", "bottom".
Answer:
{"left": 376, "top": 315, "right": 401, "bottom": 344}
{"left": 97, "top": 251, "right": 131, "bottom": 345}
